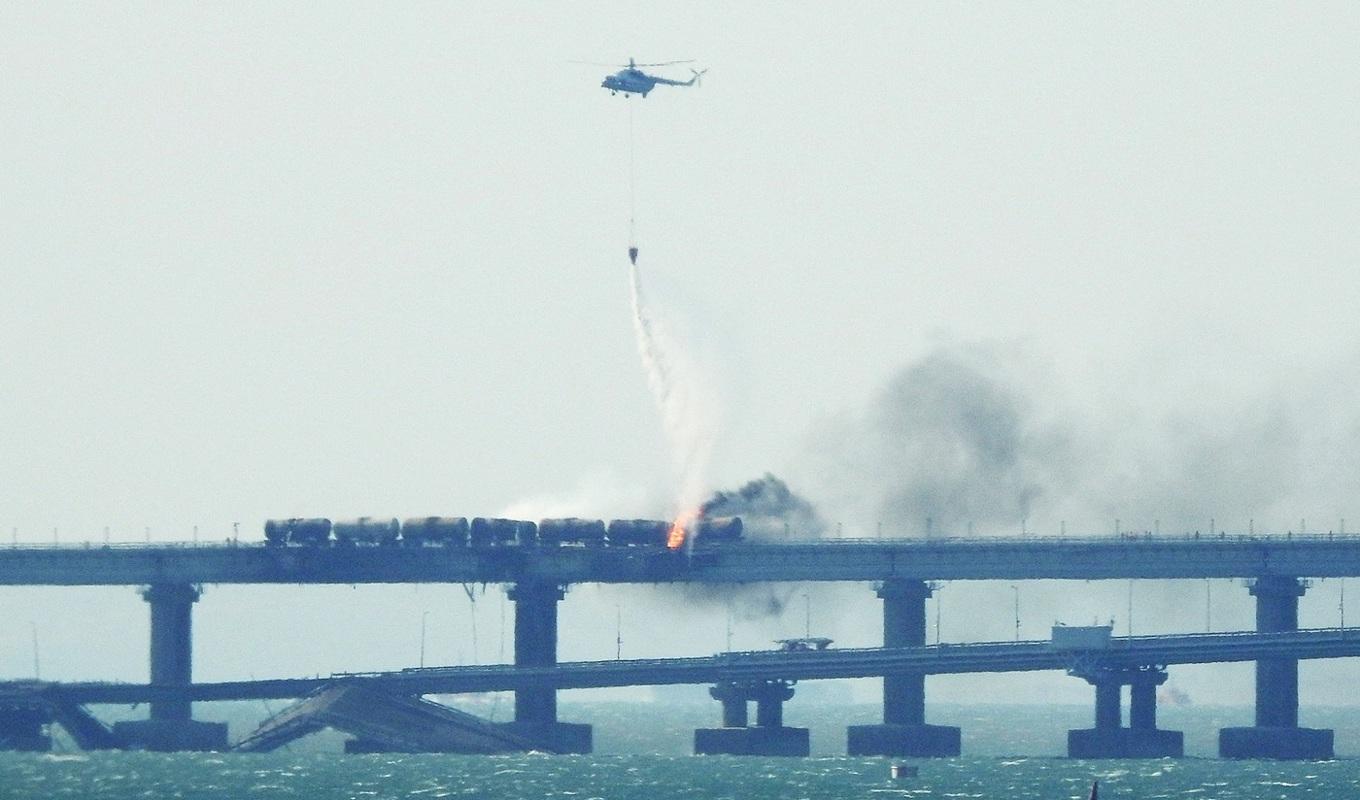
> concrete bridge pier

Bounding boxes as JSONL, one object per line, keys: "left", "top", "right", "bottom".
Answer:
{"left": 1067, "top": 667, "right": 1183, "bottom": 758}
{"left": 112, "top": 584, "right": 227, "bottom": 751}
{"left": 0, "top": 706, "right": 51, "bottom": 751}
{"left": 499, "top": 582, "right": 591, "bottom": 753}
{"left": 695, "top": 680, "right": 809, "bottom": 756}
{"left": 1220, "top": 576, "right": 1333, "bottom": 759}
{"left": 711, "top": 682, "right": 749, "bottom": 728}
{"left": 847, "top": 579, "right": 960, "bottom": 757}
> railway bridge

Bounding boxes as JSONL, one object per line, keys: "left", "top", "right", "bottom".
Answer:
{"left": 3, "top": 534, "right": 1360, "bottom": 758}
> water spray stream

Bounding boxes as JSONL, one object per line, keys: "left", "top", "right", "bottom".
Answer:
{"left": 628, "top": 263, "right": 715, "bottom": 535}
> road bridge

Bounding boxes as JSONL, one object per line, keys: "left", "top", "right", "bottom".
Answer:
{"left": 9, "top": 627, "right": 1358, "bottom": 758}
{"left": 38, "top": 627, "right": 1360, "bottom": 703}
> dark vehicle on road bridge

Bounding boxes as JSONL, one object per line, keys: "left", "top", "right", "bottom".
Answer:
{"left": 775, "top": 637, "right": 834, "bottom": 652}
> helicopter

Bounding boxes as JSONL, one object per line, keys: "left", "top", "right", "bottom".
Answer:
{"left": 577, "top": 58, "right": 707, "bottom": 97}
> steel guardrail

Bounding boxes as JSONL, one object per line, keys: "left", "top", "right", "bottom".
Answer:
{"left": 40, "top": 627, "right": 1360, "bottom": 704}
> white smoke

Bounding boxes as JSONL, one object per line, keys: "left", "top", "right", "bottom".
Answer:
{"left": 496, "top": 471, "right": 652, "bottom": 522}
{"left": 628, "top": 264, "right": 720, "bottom": 514}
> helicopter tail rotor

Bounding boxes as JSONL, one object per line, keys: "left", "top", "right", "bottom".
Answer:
{"left": 689, "top": 68, "right": 708, "bottom": 87}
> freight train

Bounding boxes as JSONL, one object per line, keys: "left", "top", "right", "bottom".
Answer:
{"left": 262, "top": 515, "right": 742, "bottom": 548}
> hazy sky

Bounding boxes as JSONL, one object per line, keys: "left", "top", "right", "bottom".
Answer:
{"left": 3, "top": 3, "right": 1360, "bottom": 716}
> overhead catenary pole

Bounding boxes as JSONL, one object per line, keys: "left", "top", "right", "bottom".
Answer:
{"left": 1012, "top": 585, "right": 1020, "bottom": 641}
{"left": 1128, "top": 580, "right": 1135, "bottom": 638}
{"left": 420, "top": 610, "right": 429, "bottom": 668}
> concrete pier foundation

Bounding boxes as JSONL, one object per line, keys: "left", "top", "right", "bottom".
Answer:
{"left": 112, "top": 584, "right": 227, "bottom": 751}
{"left": 1220, "top": 576, "right": 1333, "bottom": 759}
{"left": 847, "top": 579, "right": 961, "bottom": 757}
{"left": 695, "top": 681, "right": 809, "bottom": 756}
{"left": 499, "top": 583, "right": 592, "bottom": 754}
{"left": 1067, "top": 667, "right": 1183, "bottom": 758}
{"left": 0, "top": 707, "right": 51, "bottom": 752}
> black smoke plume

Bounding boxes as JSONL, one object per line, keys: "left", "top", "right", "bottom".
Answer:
{"left": 701, "top": 473, "right": 826, "bottom": 540}
{"left": 682, "top": 474, "right": 826, "bottom": 619}
{"left": 811, "top": 342, "right": 1073, "bottom": 537}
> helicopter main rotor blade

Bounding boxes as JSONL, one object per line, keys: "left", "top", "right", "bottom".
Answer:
{"left": 568, "top": 60, "right": 629, "bottom": 67}
{"left": 632, "top": 60, "right": 695, "bottom": 67}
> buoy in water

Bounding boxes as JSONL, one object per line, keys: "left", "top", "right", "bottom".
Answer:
{"left": 889, "top": 764, "right": 917, "bottom": 780}
{"left": 628, "top": 246, "right": 639, "bottom": 265}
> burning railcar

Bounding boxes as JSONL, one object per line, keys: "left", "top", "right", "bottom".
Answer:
{"left": 261, "top": 514, "right": 743, "bottom": 549}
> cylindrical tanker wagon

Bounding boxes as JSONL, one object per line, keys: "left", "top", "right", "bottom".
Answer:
{"left": 263, "top": 518, "right": 333, "bottom": 546}
{"left": 606, "top": 519, "right": 672, "bottom": 547}
{"left": 288, "top": 518, "right": 333, "bottom": 546}
{"left": 538, "top": 518, "right": 607, "bottom": 547}
{"left": 400, "top": 517, "right": 469, "bottom": 547}
{"left": 470, "top": 517, "right": 535, "bottom": 547}
{"left": 694, "top": 516, "right": 743, "bottom": 543}
{"left": 264, "top": 519, "right": 290, "bottom": 546}
{"left": 333, "top": 517, "right": 400, "bottom": 546}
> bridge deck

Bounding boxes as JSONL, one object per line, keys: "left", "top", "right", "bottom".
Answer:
{"left": 42, "top": 628, "right": 1360, "bottom": 705}
{"left": 3, "top": 535, "right": 1360, "bottom": 586}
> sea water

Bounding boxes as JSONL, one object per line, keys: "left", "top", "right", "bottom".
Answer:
{"left": 2, "top": 703, "right": 1359, "bottom": 799}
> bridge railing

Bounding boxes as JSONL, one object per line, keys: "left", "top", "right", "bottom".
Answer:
{"left": 7, "top": 532, "right": 1360, "bottom": 552}
{"left": 3, "top": 539, "right": 255, "bottom": 550}
{"left": 324, "top": 628, "right": 1357, "bottom": 682}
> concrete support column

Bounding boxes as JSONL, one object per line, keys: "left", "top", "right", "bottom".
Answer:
{"left": 146, "top": 583, "right": 199, "bottom": 721}
{"left": 509, "top": 582, "right": 563, "bottom": 724}
{"left": 695, "top": 681, "right": 809, "bottom": 756}
{"left": 1068, "top": 667, "right": 1181, "bottom": 758}
{"left": 498, "top": 583, "right": 591, "bottom": 754}
{"left": 753, "top": 681, "right": 794, "bottom": 728}
{"left": 1129, "top": 673, "right": 1163, "bottom": 731}
{"left": 846, "top": 579, "right": 961, "bottom": 757}
{"left": 881, "top": 579, "right": 931, "bottom": 726}
{"left": 1093, "top": 678, "right": 1121, "bottom": 730}
{"left": 112, "top": 584, "right": 227, "bottom": 751}
{"left": 710, "top": 683, "right": 748, "bottom": 728}
{"left": 1252, "top": 576, "right": 1303, "bottom": 728}
{"left": 1220, "top": 576, "right": 1333, "bottom": 759}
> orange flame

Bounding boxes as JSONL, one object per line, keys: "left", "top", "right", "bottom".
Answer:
{"left": 668, "top": 509, "right": 699, "bottom": 550}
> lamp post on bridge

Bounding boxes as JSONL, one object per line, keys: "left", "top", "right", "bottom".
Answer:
{"left": 1012, "top": 585, "right": 1020, "bottom": 641}
{"left": 420, "top": 611, "right": 429, "bottom": 668}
